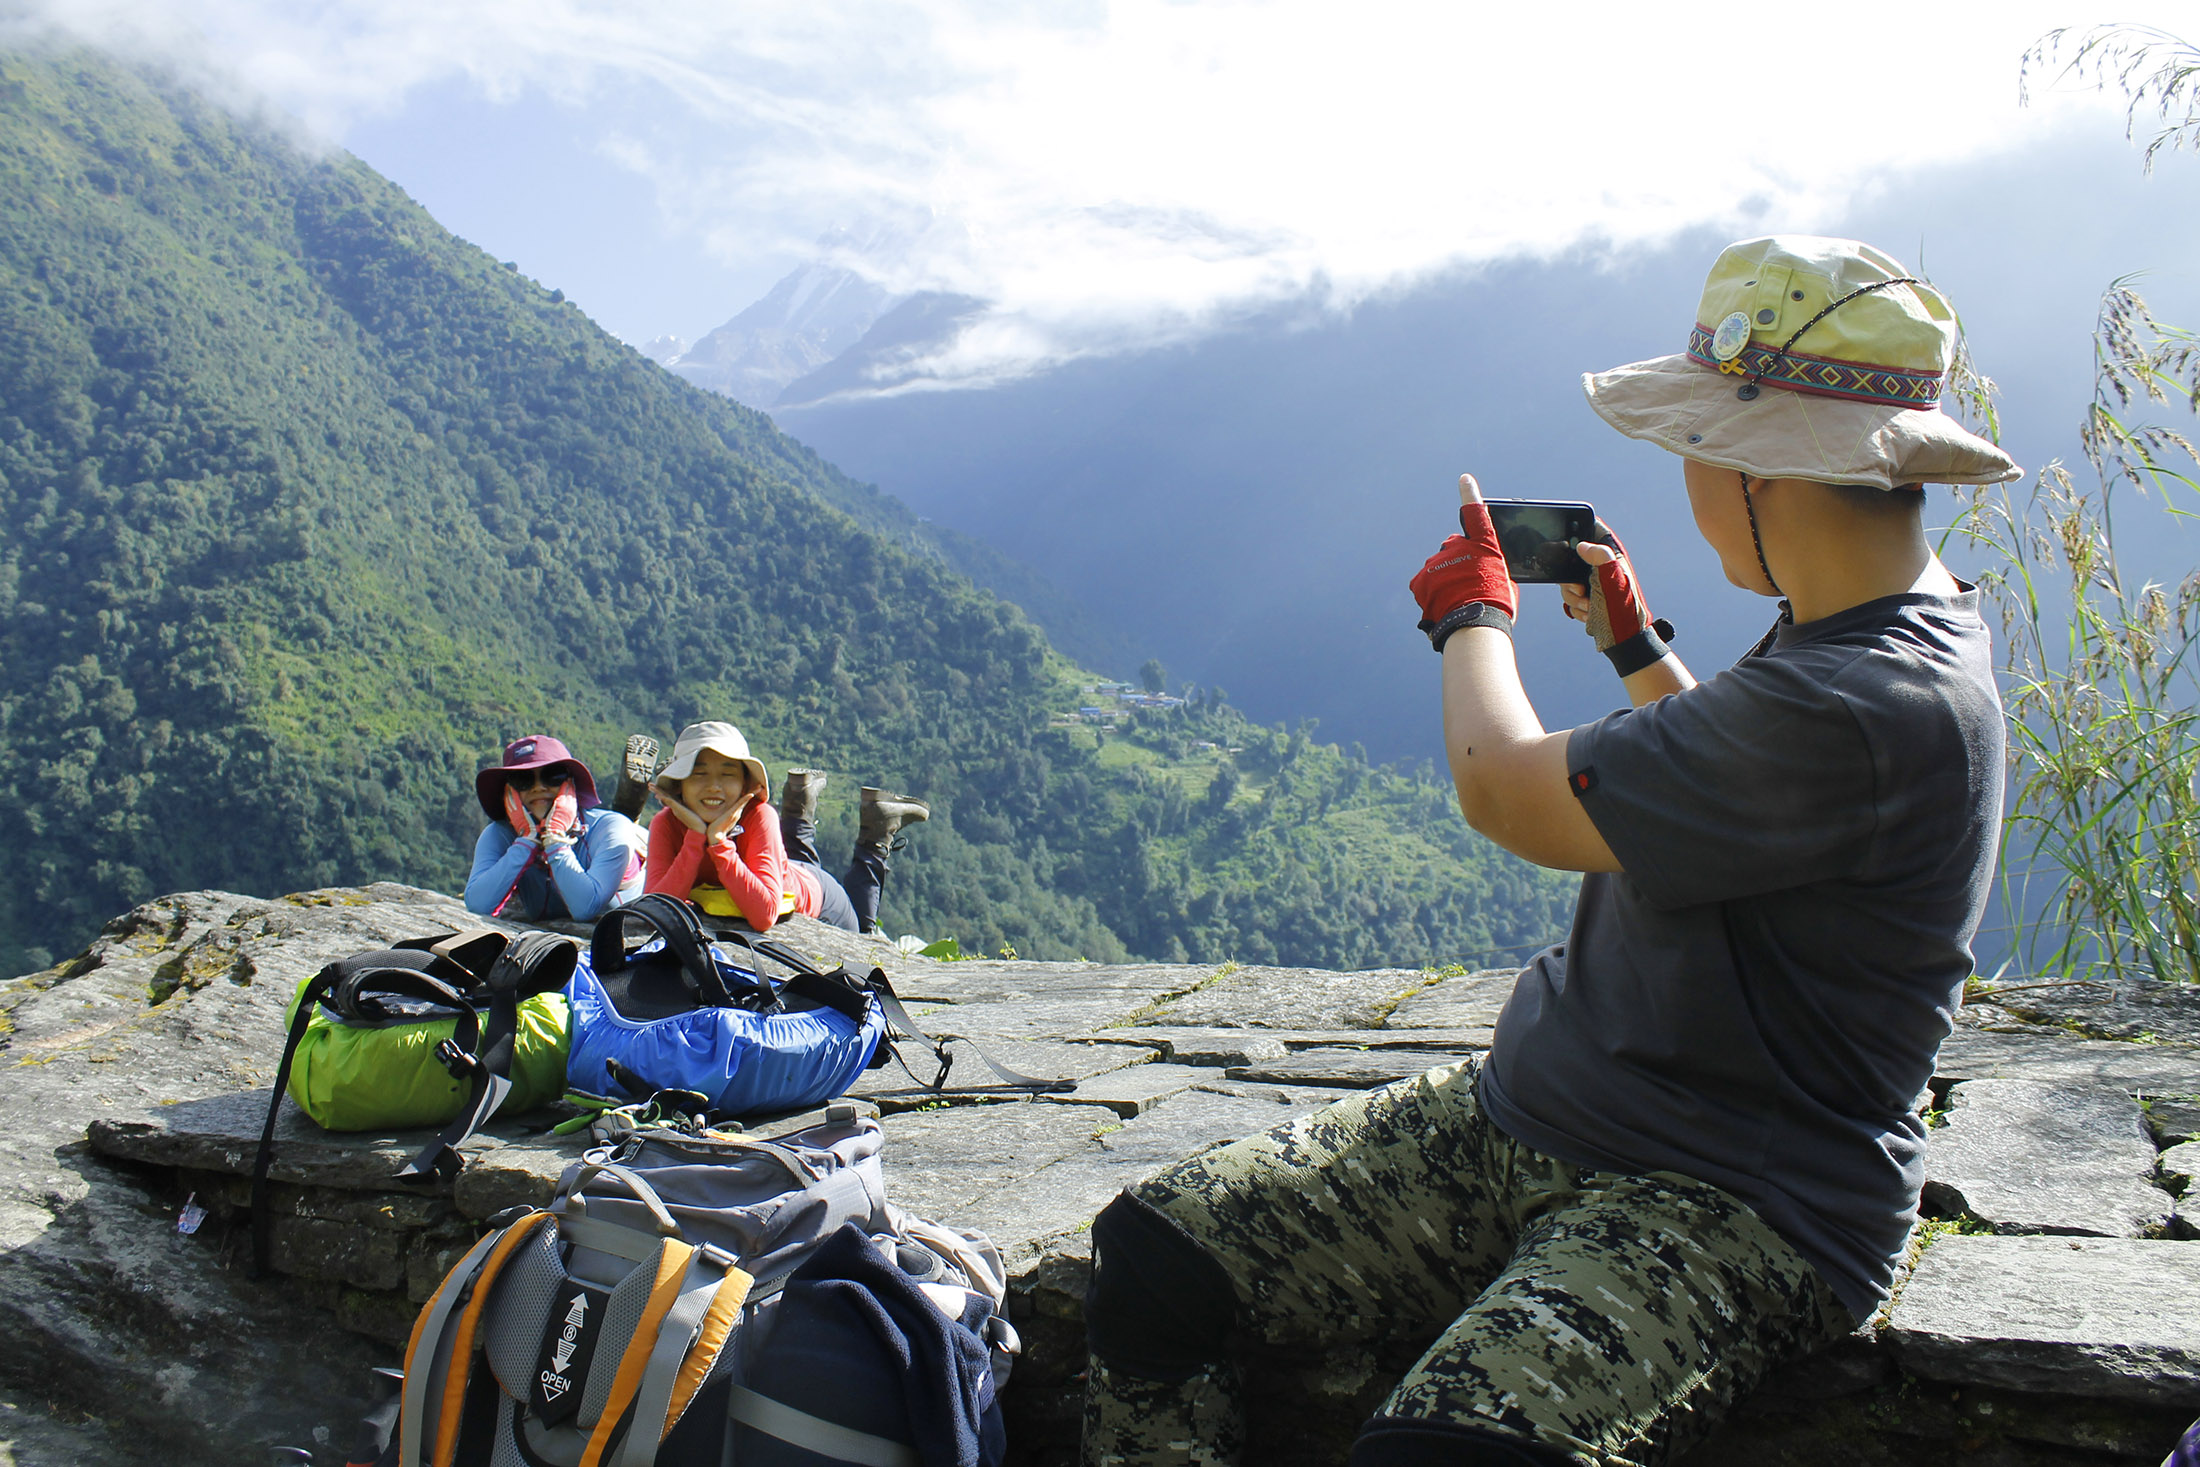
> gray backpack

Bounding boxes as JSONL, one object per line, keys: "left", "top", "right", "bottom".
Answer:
{"left": 394, "top": 1104, "right": 1017, "bottom": 1467}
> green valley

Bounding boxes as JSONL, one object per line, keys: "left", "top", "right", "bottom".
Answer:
{"left": 0, "top": 47, "right": 1575, "bottom": 977}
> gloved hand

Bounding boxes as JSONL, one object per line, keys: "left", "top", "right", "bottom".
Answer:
{"left": 1410, "top": 501, "right": 1518, "bottom": 651}
{"left": 1564, "top": 529, "right": 1675, "bottom": 676}
{"left": 539, "top": 781, "right": 581, "bottom": 845}
{"left": 502, "top": 783, "right": 539, "bottom": 842}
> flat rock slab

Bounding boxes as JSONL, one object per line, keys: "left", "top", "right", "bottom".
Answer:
{"left": 1138, "top": 965, "right": 1428, "bottom": 1032}
{"left": 2152, "top": 1097, "right": 2200, "bottom": 1147}
{"left": 878, "top": 1084, "right": 1358, "bottom": 1268}
{"left": 1228, "top": 1049, "right": 1476, "bottom": 1090}
{"left": 0, "top": 1390, "right": 151, "bottom": 1467}
{"left": 1923, "top": 1079, "right": 2170, "bottom": 1236}
{"left": 1382, "top": 970, "right": 1522, "bottom": 1030}
{"left": 1047, "top": 1064, "right": 1218, "bottom": 1117}
{"left": 1970, "top": 976, "right": 2200, "bottom": 1047}
{"left": 1886, "top": 1235, "right": 2200, "bottom": 1405}
{"left": 850, "top": 1036, "right": 1151, "bottom": 1105}
{"left": 85, "top": 1088, "right": 576, "bottom": 1193}
{"left": 1935, "top": 1029, "right": 2200, "bottom": 1096}
{"left": 2163, "top": 1141, "right": 2200, "bottom": 1193}
{"left": 1079, "top": 1029, "right": 1494, "bottom": 1067}
{"left": 899, "top": 998, "right": 1162, "bottom": 1040}
{"left": 1077, "top": 1029, "right": 1288, "bottom": 1066}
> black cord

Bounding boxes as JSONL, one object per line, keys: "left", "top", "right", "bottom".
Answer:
{"left": 1740, "top": 473, "right": 1782, "bottom": 597}
{"left": 1737, "top": 276, "right": 1922, "bottom": 400}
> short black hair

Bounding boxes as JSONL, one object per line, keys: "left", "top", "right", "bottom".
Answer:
{"left": 1823, "top": 481, "right": 1926, "bottom": 514}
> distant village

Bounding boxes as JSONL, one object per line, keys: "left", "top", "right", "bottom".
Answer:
{"left": 1053, "top": 681, "right": 1225, "bottom": 745}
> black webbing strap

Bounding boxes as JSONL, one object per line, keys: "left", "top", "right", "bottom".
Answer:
{"left": 748, "top": 938, "right": 1076, "bottom": 1096}
{"left": 592, "top": 894, "right": 732, "bottom": 1007}
{"left": 865, "top": 969, "right": 1074, "bottom": 1094}
{"left": 252, "top": 962, "right": 480, "bottom": 1275}
{"left": 393, "top": 932, "right": 578, "bottom": 1185}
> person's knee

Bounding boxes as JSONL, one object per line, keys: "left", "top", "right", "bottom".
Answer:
{"left": 1351, "top": 1418, "right": 1571, "bottom": 1467}
{"left": 1085, "top": 1191, "right": 1239, "bottom": 1381}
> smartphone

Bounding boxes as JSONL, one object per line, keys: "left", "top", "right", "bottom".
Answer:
{"left": 1485, "top": 499, "right": 1602, "bottom": 584}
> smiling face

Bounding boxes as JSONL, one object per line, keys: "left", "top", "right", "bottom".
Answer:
{"left": 680, "top": 751, "right": 753, "bottom": 822}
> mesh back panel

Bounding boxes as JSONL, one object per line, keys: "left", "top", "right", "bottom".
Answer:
{"left": 490, "top": 1393, "right": 525, "bottom": 1467}
{"left": 578, "top": 1252, "right": 661, "bottom": 1429}
{"left": 483, "top": 1225, "right": 567, "bottom": 1399}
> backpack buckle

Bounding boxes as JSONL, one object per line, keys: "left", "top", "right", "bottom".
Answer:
{"left": 435, "top": 1038, "right": 480, "bottom": 1080}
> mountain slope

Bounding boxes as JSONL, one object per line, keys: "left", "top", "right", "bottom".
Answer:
{"left": 0, "top": 48, "right": 1574, "bottom": 976}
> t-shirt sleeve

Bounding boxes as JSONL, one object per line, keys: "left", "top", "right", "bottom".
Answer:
{"left": 1567, "top": 654, "right": 1878, "bottom": 911}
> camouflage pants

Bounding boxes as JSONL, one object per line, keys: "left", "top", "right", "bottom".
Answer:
{"left": 1081, "top": 1058, "right": 1852, "bottom": 1466}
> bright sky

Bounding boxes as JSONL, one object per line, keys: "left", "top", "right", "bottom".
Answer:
{"left": 14, "top": 0, "right": 2192, "bottom": 378}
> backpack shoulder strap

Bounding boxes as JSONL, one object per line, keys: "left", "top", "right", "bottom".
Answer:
{"left": 385, "top": 962, "right": 523, "bottom": 1185}
{"left": 748, "top": 939, "right": 871, "bottom": 1027}
{"left": 591, "top": 895, "right": 731, "bottom": 1006}
{"left": 612, "top": 1246, "right": 751, "bottom": 1467}
{"left": 400, "top": 1210, "right": 555, "bottom": 1467}
{"left": 485, "top": 929, "right": 579, "bottom": 1000}
{"left": 575, "top": 1236, "right": 698, "bottom": 1467}
{"left": 390, "top": 929, "right": 509, "bottom": 988}
{"left": 251, "top": 961, "right": 345, "bottom": 1277}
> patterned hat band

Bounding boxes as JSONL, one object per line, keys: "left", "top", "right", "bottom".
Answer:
{"left": 1685, "top": 322, "right": 1942, "bottom": 409}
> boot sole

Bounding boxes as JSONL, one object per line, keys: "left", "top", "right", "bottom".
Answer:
{"left": 622, "top": 735, "right": 661, "bottom": 785}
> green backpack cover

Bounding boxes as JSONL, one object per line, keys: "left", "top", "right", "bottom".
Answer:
{"left": 282, "top": 980, "right": 570, "bottom": 1131}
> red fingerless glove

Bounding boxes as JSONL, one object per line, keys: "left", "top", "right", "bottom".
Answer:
{"left": 540, "top": 782, "right": 581, "bottom": 843}
{"left": 502, "top": 783, "right": 538, "bottom": 842}
{"left": 1409, "top": 504, "right": 1518, "bottom": 651}
{"left": 1583, "top": 531, "right": 1675, "bottom": 676}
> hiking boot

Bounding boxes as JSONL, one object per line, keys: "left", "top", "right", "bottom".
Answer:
{"left": 609, "top": 733, "right": 661, "bottom": 821}
{"left": 858, "top": 787, "right": 930, "bottom": 850}
{"left": 781, "top": 768, "right": 827, "bottom": 826}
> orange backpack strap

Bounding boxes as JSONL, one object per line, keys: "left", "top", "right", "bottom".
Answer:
{"left": 577, "top": 1236, "right": 696, "bottom": 1467}
{"left": 398, "top": 1211, "right": 553, "bottom": 1467}
{"left": 614, "top": 1248, "right": 751, "bottom": 1467}
{"left": 664, "top": 1263, "right": 753, "bottom": 1430}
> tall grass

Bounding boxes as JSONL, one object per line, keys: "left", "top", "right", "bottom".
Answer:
{"left": 1950, "top": 282, "right": 2200, "bottom": 983}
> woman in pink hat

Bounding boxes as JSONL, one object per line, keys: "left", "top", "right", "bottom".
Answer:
{"left": 641, "top": 720, "right": 928, "bottom": 934}
{"left": 462, "top": 735, "right": 645, "bottom": 922}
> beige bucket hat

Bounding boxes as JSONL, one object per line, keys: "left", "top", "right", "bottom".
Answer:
{"left": 654, "top": 721, "right": 769, "bottom": 800}
{"left": 1583, "top": 235, "right": 2020, "bottom": 489}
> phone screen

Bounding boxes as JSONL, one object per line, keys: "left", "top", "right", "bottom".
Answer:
{"left": 1486, "top": 500, "right": 1599, "bottom": 584}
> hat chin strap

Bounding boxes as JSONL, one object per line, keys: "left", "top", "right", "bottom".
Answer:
{"left": 1741, "top": 473, "right": 1784, "bottom": 599}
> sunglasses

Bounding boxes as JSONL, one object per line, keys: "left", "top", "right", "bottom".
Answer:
{"left": 508, "top": 769, "right": 571, "bottom": 791}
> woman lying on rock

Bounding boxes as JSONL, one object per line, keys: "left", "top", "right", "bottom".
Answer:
{"left": 462, "top": 735, "right": 646, "bottom": 923}
{"left": 641, "top": 720, "right": 928, "bottom": 935}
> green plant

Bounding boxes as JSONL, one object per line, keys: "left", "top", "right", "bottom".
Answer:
{"left": 2022, "top": 25, "right": 2200, "bottom": 172}
{"left": 1941, "top": 24, "right": 2200, "bottom": 985}
{"left": 1952, "top": 280, "right": 2200, "bottom": 985}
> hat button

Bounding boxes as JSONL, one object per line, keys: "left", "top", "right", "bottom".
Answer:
{"left": 1791, "top": 289, "right": 1805, "bottom": 301}
{"left": 1755, "top": 308, "right": 1776, "bottom": 325}
{"left": 1737, "top": 383, "right": 1762, "bottom": 401}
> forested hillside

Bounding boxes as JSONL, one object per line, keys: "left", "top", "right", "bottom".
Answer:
{"left": 0, "top": 49, "right": 1574, "bottom": 977}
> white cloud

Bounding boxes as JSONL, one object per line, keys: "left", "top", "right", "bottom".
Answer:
{"left": 12, "top": 0, "right": 2183, "bottom": 384}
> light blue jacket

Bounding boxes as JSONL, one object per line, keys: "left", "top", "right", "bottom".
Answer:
{"left": 464, "top": 806, "right": 644, "bottom": 922}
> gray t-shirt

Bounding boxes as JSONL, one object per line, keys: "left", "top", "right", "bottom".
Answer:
{"left": 1478, "top": 589, "right": 2003, "bottom": 1320}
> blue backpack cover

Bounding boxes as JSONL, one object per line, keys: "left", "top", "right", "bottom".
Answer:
{"left": 566, "top": 894, "right": 886, "bottom": 1116}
